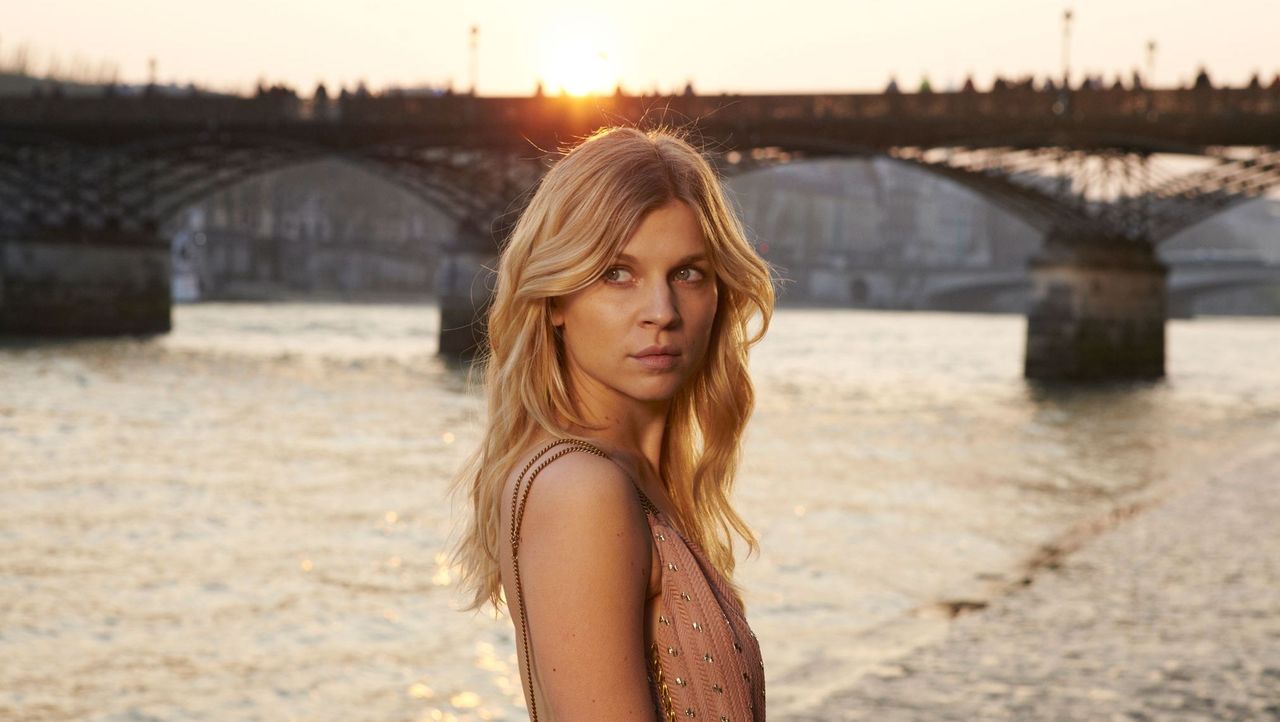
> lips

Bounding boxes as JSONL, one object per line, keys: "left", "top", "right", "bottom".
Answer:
{"left": 631, "top": 345, "right": 681, "bottom": 371}
{"left": 633, "top": 344, "right": 680, "bottom": 357}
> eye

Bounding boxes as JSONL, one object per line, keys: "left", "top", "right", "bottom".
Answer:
{"left": 674, "top": 266, "right": 707, "bottom": 283}
{"left": 602, "top": 266, "right": 634, "bottom": 284}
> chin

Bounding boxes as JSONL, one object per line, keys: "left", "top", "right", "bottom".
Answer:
{"left": 630, "top": 376, "right": 690, "bottom": 402}
{"left": 628, "top": 387, "right": 676, "bottom": 403}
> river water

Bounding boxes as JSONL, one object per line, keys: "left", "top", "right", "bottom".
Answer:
{"left": 2, "top": 302, "right": 1277, "bottom": 722}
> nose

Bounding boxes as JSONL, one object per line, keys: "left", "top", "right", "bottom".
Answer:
{"left": 640, "top": 279, "right": 681, "bottom": 329}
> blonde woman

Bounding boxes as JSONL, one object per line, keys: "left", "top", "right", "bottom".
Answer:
{"left": 449, "top": 126, "right": 774, "bottom": 721}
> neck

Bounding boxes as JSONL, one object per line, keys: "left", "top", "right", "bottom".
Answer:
{"left": 561, "top": 375, "right": 670, "bottom": 478}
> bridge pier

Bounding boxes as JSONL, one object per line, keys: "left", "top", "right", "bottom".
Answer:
{"left": 0, "top": 227, "right": 172, "bottom": 336}
{"left": 435, "top": 218, "right": 499, "bottom": 360}
{"left": 1024, "top": 233, "right": 1167, "bottom": 381}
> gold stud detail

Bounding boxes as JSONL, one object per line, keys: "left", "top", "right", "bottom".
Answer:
{"left": 684, "top": 709, "right": 695, "bottom": 717}
{"left": 721, "top": 717, "right": 729, "bottom": 722}
{"left": 675, "top": 677, "right": 686, "bottom": 686}
{"left": 680, "top": 591, "right": 691, "bottom": 601}
{"left": 667, "top": 562, "right": 678, "bottom": 571}
{"left": 659, "top": 615, "right": 670, "bottom": 625}
{"left": 733, "top": 642, "right": 742, "bottom": 652}
{"left": 656, "top": 532, "right": 666, "bottom": 541}
{"left": 712, "top": 684, "right": 723, "bottom": 694}
{"left": 668, "top": 646, "right": 679, "bottom": 656}
{"left": 703, "top": 652, "right": 714, "bottom": 662}
{"left": 692, "top": 621, "right": 701, "bottom": 631}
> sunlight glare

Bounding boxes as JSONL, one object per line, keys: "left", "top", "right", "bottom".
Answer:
{"left": 540, "top": 19, "right": 619, "bottom": 96}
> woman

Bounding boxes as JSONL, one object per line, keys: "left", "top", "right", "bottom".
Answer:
{"left": 449, "top": 125, "right": 774, "bottom": 721}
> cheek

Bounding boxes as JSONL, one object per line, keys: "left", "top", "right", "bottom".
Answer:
{"left": 563, "top": 300, "right": 626, "bottom": 357}
{"left": 688, "top": 292, "right": 720, "bottom": 350}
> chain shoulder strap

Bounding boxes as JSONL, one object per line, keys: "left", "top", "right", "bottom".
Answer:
{"left": 508, "top": 438, "right": 609, "bottom": 722}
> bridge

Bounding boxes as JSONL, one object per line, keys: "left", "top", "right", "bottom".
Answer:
{"left": 2, "top": 84, "right": 1278, "bottom": 380}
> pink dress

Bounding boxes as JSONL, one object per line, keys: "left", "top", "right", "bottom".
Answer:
{"left": 639, "top": 485, "right": 766, "bottom": 721}
{"left": 510, "top": 439, "right": 766, "bottom": 722}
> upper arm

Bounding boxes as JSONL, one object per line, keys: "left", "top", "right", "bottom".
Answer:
{"left": 511, "top": 451, "right": 655, "bottom": 721}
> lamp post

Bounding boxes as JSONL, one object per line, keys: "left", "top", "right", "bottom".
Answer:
{"left": 1061, "top": 8, "right": 1073, "bottom": 89}
{"left": 1146, "top": 39, "right": 1157, "bottom": 89}
{"left": 469, "top": 25, "right": 478, "bottom": 96}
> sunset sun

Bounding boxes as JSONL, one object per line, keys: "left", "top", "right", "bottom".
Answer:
{"left": 539, "top": 20, "right": 619, "bottom": 96}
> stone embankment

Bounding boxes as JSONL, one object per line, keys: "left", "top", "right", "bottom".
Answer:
{"left": 798, "top": 431, "right": 1280, "bottom": 721}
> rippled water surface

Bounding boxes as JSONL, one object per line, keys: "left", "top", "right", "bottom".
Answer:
{"left": 2, "top": 302, "right": 1277, "bottom": 721}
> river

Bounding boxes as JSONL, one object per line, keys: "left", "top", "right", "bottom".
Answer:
{"left": 2, "top": 302, "right": 1277, "bottom": 721}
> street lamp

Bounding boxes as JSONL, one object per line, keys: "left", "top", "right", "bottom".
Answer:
{"left": 469, "top": 25, "right": 479, "bottom": 96}
{"left": 1062, "top": 8, "right": 1074, "bottom": 88}
{"left": 1146, "top": 39, "right": 1157, "bottom": 89}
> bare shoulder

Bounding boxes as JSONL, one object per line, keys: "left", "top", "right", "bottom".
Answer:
{"left": 503, "top": 441, "right": 656, "bottom": 719}
{"left": 506, "top": 441, "right": 648, "bottom": 545}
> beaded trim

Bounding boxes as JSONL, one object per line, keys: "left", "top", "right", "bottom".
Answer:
{"left": 650, "top": 639, "right": 679, "bottom": 722}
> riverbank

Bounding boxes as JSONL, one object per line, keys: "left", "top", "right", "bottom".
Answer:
{"left": 797, "top": 424, "right": 1280, "bottom": 721}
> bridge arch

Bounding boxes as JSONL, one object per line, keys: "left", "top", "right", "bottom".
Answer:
{"left": 0, "top": 131, "right": 540, "bottom": 239}
{"left": 717, "top": 134, "right": 1280, "bottom": 243}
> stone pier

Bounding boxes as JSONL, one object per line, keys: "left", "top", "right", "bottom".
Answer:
{"left": 435, "top": 213, "right": 505, "bottom": 361}
{"left": 1024, "top": 233, "right": 1168, "bottom": 381}
{"left": 0, "top": 227, "right": 172, "bottom": 336}
{"left": 434, "top": 249, "right": 496, "bottom": 360}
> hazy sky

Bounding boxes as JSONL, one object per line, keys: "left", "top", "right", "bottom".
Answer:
{"left": 5, "top": 0, "right": 1278, "bottom": 96}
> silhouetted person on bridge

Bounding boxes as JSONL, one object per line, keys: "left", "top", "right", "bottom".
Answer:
{"left": 918, "top": 75, "right": 932, "bottom": 94}
{"left": 961, "top": 75, "right": 976, "bottom": 93}
{"left": 885, "top": 76, "right": 900, "bottom": 94}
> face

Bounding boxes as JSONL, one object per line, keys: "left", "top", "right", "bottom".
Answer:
{"left": 550, "top": 199, "right": 719, "bottom": 408}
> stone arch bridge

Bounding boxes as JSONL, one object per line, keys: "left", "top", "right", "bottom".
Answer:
{"left": 1, "top": 85, "right": 1278, "bottom": 379}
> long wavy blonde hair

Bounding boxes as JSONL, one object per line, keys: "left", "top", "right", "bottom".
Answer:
{"left": 447, "top": 124, "right": 775, "bottom": 615}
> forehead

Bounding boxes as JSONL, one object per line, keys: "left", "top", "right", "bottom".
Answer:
{"left": 617, "top": 200, "right": 708, "bottom": 261}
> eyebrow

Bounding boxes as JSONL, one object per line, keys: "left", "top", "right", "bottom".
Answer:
{"left": 614, "top": 253, "right": 708, "bottom": 266}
